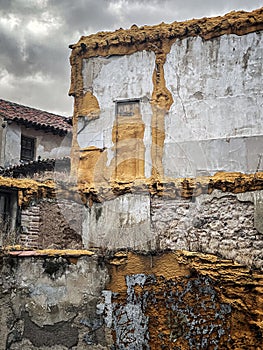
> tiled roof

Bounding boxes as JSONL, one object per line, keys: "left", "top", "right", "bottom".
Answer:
{"left": 0, "top": 99, "right": 72, "bottom": 134}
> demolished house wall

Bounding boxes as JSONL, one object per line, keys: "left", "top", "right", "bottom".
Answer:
{"left": 70, "top": 8, "right": 263, "bottom": 185}
{"left": 78, "top": 32, "right": 263, "bottom": 179}
{"left": 0, "top": 8, "right": 263, "bottom": 350}
{"left": 68, "top": 7, "right": 263, "bottom": 264}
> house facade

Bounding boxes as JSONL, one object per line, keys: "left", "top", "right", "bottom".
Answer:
{"left": 0, "top": 98, "right": 72, "bottom": 168}
{"left": 0, "top": 99, "right": 73, "bottom": 247}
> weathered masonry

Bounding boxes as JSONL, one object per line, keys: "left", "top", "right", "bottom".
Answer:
{"left": 0, "top": 250, "right": 263, "bottom": 349}
{"left": 0, "top": 8, "right": 263, "bottom": 350}
{"left": 68, "top": 7, "right": 263, "bottom": 263}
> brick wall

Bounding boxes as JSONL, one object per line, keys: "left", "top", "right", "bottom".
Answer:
{"left": 20, "top": 206, "right": 40, "bottom": 248}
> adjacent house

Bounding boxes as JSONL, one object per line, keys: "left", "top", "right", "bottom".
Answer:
{"left": 0, "top": 99, "right": 73, "bottom": 247}
{"left": 0, "top": 98, "right": 72, "bottom": 168}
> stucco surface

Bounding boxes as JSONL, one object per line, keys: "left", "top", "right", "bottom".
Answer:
{"left": 163, "top": 32, "right": 263, "bottom": 177}
{"left": 82, "top": 193, "right": 152, "bottom": 250}
{"left": 0, "top": 255, "right": 109, "bottom": 350}
{"left": 1, "top": 251, "right": 262, "bottom": 349}
{"left": 78, "top": 51, "right": 155, "bottom": 180}
{"left": 76, "top": 30, "right": 263, "bottom": 185}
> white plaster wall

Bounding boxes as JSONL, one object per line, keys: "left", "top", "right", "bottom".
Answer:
{"left": 82, "top": 193, "right": 154, "bottom": 250}
{"left": 21, "top": 126, "right": 71, "bottom": 161}
{"left": 80, "top": 51, "right": 155, "bottom": 177}
{"left": 164, "top": 32, "right": 263, "bottom": 177}
{"left": 4, "top": 123, "right": 71, "bottom": 167}
{"left": 5, "top": 122, "right": 21, "bottom": 166}
{"left": 0, "top": 117, "right": 6, "bottom": 167}
{"left": 80, "top": 32, "right": 262, "bottom": 179}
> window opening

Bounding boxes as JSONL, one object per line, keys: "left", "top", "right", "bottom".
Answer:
{"left": 21, "top": 135, "right": 35, "bottom": 162}
{"left": 116, "top": 99, "right": 140, "bottom": 117}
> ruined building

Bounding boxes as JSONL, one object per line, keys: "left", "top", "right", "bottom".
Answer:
{"left": 69, "top": 7, "right": 263, "bottom": 260}
{"left": 0, "top": 8, "right": 263, "bottom": 350}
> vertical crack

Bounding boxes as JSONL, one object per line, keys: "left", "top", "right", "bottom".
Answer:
{"left": 176, "top": 72, "right": 188, "bottom": 121}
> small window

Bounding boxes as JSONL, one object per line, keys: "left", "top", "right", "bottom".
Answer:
{"left": 116, "top": 100, "right": 140, "bottom": 117}
{"left": 21, "top": 135, "right": 35, "bottom": 162}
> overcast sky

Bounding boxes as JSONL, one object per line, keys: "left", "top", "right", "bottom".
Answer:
{"left": 0, "top": 0, "right": 262, "bottom": 116}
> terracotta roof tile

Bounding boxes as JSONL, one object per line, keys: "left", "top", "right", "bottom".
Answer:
{"left": 0, "top": 99, "right": 72, "bottom": 134}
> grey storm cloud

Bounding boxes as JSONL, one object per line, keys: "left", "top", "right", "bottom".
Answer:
{"left": 0, "top": 0, "right": 262, "bottom": 115}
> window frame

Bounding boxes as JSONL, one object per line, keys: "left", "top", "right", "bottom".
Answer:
{"left": 20, "top": 135, "right": 36, "bottom": 162}
{"left": 115, "top": 99, "right": 141, "bottom": 117}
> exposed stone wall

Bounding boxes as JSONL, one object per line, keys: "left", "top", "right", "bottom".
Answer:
{"left": 82, "top": 189, "right": 263, "bottom": 269}
{"left": 0, "top": 251, "right": 262, "bottom": 349}
{"left": 152, "top": 190, "right": 263, "bottom": 269}
{"left": 4, "top": 173, "right": 262, "bottom": 269}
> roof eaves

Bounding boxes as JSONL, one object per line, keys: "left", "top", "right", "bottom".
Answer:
{"left": 8, "top": 117, "right": 71, "bottom": 135}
